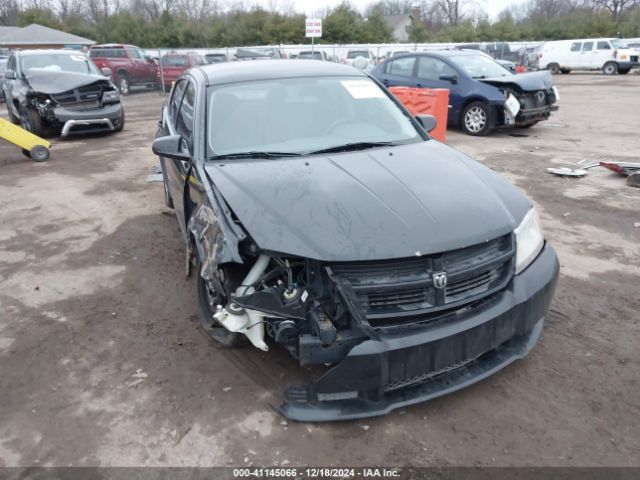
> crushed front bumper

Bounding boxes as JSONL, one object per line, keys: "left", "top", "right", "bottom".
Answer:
{"left": 515, "top": 105, "right": 558, "bottom": 126}
{"left": 279, "top": 243, "right": 559, "bottom": 422}
{"left": 52, "top": 103, "right": 124, "bottom": 137}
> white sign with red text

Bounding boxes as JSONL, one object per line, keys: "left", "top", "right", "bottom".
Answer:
{"left": 305, "top": 18, "right": 322, "bottom": 38}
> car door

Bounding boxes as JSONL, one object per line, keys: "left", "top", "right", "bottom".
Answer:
{"left": 580, "top": 41, "right": 594, "bottom": 69}
{"left": 416, "top": 56, "right": 463, "bottom": 120}
{"left": 126, "top": 47, "right": 148, "bottom": 83}
{"left": 378, "top": 55, "right": 418, "bottom": 87}
{"left": 567, "top": 41, "right": 582, "bottom": 68}
{"left": 3, "top": 54, "right": 18, "bottom": 113}
{"left": 594, "top": 40, "right": 612, "bottom": 69}
{"left": 161, "top": 79, "right": 191, "bottom": 235}
{"left": 137, "top": 47, "right": 156, "bottom": 81}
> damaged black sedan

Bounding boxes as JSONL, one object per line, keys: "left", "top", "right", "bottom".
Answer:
{"left": 152, "top": 60, "right": 559, "bottom": 421}
{"left": 2, "top": 50, "right": 124, "bottom": 137}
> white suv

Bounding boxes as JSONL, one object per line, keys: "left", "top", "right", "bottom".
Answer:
{"left": 539, "top": 38, "right": 639, "bottom": 75}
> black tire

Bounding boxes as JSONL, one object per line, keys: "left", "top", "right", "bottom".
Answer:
{"left": 22, "top": 148, "right": 31, "bottom": 158}
{"left": 619, "top": 68, "right": 630, "bottom": 75}
{"left": 19, "top": 105, "right": 45, "bottom": 138}
{"left": 196, "top": 264, "right": 248, "bottom": 348}
{"left": 30, "top": 145, "right": 50, "bottom": 162}
{"left": 6, "top": 101, "right": 20, "bottom": 124}
{"left": 560, "top": 68, "right": 571, "bottom": 74}
{"left": 117, "top": 73, "right": 130, "bottom": 95}
{"left": 547, "top": 63, "right": 561, "bottom": 74}
{"left": 461, "top": 101, "right": 491, "bottom": 136}
{"left": 603, "top": 62, "right": 618, "bottom": 75}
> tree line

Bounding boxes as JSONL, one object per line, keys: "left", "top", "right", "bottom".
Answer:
{"left": 1, "top": 0, "right": 639, "bottom": 48}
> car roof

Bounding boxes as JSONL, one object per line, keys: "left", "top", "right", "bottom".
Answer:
{"left": 200, "top": 59, "right": 365, "bottom": 86}
{"left": 15, "top": 49, "right": 87, "bottom": 57}
{"left": 92, "top": 44, "right": 135, "bottom": 48}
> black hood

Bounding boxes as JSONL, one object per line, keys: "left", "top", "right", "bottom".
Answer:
{"left": 204, "top": 141, "right": 531, "bottom": 262}
{"left": 479, "top": 71, "right": 554, "bottom": 91}
{"left": 25, "top": 69, "right": 112, "bottom": 94}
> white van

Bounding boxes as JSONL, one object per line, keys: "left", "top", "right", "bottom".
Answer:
{"left": 539, "top": 38, "right": 639, "bottom": 75}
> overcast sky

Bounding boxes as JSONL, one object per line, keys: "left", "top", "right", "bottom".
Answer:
{"left": 265, "top": 0, "right": 528, "bottom": 20}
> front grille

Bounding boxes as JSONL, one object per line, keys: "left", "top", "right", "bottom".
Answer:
{"left": 329, "top": 234, "right": 514, "bottom": 327}
{"left": 51, "top": 84, "right": 105, "bottom": 111}
{"left": 631, "top": 55, "right": 638, "bottom": 63}
{"left": 520, "top": 91, "right": 549, "bottom": 109}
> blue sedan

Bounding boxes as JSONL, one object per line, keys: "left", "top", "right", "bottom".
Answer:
{"left": 371, "top": 50, "right": 559, "bottom": 136}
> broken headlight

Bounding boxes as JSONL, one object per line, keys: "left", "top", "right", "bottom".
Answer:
{"left": 514, "top": 207, "right": 544, "bottom": 274}
{"left": 102, "top": 90, "right": 120, "bottom": 104}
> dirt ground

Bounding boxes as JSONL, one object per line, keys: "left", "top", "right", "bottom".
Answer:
{"left": 0, "top": 74, "right": 639, "bottom": 468}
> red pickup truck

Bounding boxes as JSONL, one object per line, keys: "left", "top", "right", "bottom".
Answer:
{"left": 90, "top": 44, "right": 157, "bottom": 94}
{"left": 157, "top": 52, "right": 206, "bottom": 90}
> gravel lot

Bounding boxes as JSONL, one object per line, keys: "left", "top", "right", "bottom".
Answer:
{"left": 0, "top": 74, "right": 638, "bottom": 467}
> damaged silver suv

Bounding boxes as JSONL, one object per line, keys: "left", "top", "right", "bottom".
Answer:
{"left": 152, "top": 60, "right": 559, "bottom": 421}
{"left": 3, "top": 49, "right": 124, "bottom": 137}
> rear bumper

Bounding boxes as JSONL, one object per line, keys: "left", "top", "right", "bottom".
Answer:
{"left": 279, "top": 243, "right": 559, "bottom": 422}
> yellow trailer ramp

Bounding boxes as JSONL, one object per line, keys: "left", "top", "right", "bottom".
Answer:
{"left": 0, "top": 118, "right": 51, "bottom": 162}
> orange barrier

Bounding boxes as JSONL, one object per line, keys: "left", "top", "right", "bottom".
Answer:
{"left": 516, "top": 65, "right": 526, "bottom": 73}
{"left": 389, "top": 87, "right": 449, "bottom": 142}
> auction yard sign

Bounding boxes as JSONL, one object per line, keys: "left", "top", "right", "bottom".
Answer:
{"left": 305, "top": 18, "right": 322, "bottom": 38}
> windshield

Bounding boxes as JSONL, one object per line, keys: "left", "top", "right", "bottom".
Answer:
{"left": 347, "top": 51, "right": 369, "bottom": 59}
{"left": 21, "top": 53, "right": 100, "bottom": 75}
{"left": 207, "top": 76, "right": 422, "bottom": 158}
{"left": 449, "top": 54, "right": 512, "bottom": 79}
{"left": 298, "top": 51, "right": 322, "bottom": 60}
{"left": 611, "top": 39, "right": 628, "bottom": 48}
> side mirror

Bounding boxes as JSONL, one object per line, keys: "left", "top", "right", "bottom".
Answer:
{"left": 439, "top": 74, "right": 458, "bottom": 84}
{"left": 415, "top": 114, "right": 437, "bottom": 133}
{"left": 145, "top": 55, "right": 154, "bottom": 63}
{"left": 101, "top": 67, "right": 112, "bottom": 77}
{"left": 4, "top": 69, "right": 16, "bottom": 80}
{"left": 152, "top": 135, "right": 190, "bottom": 161}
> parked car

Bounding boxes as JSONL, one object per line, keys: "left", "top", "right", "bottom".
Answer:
{"left": 204, "top": 53, "right": 228, "bottom": 64}
{"left": 2, "top": 50, "right": 124, "bottom": 137}
{"left": 90, "top": 44, "right": 158, "bottom": 94}
{"left": 371, "top": 51, "right": 559, "bottom": 135}
{"left": 151, "top": 60, "right": 559, "bottom": 421}
{"left": 234, "top": 48, "right": 273, "bottom": 61}
{"left": 157, "top": 52, "right": 206, "bottom": 90}
{"left": 539, "top": 38, "right": 639, "bottom": 74}
{"left": 297, "top": 50, "right": 331, "bottom": 61}
{"left": 343, "top": 49, "right": 376, "bottom": 70}
{"left": 0, "top": 58, "right": 7, "bottom": 102}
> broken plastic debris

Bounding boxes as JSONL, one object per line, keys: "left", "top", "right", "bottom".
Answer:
{"left": 359, "top": 424, "right": 370, "bottom": 431}
{"left": 547, "top": 167, "right": 587, "bottom": 177}
{"left": 222, "top": 386, "right": 232, "bottom": 392}
{"left": 146, "top": 174, "right": 164, "bottom": 183}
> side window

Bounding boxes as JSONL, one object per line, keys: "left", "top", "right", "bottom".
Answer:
{"left": 386, "top": 56, "right": 416, "bottom": 77}
{"left": 127, "top": 48, "right": 142, "bottom": 59}
{"left": 176, "top": 82, "right": 196, "bottom": 145}
{"left": 417, "top": 56, "right": 456, "bottom": 81}
{"left": 570, "top": 42, "right": 582, "bottom": 52}
{"left": 597, "top": 41, "right": 611, "bottom": 50}
{"left": 8, "top": 55, "right": 16, "bottom": 71}
{"left": 169, "top": 80, "right": 187, "bottom": 125}
{"left": 582, "top": 42, "right": 593, "bottom": 52}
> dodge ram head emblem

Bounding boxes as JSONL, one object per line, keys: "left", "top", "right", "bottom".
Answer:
{"left": 432, "top": 271, "right": 447, "bottom": 289}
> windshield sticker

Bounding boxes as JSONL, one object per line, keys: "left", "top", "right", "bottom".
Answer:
{"left": 341, "top": 80, "right": 385, "bottom": 99}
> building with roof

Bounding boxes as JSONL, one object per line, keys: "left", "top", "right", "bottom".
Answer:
{"left": 0, "top": 24, "right": 94, "bottom": 50}
{"left": 382, "top": 6, "right": 421, "bottom": 42}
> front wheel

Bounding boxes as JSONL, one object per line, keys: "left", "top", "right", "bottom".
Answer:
{"left": 196, "top": 266, "right": 248, "bottom": 348}
{"left": 19, "top": 106, "right": 45, "bottom": 138}
{"left": 461, "top": 101, "right": 491, "bottom": 136}
{"left": 603, "top": 62, "right": 618, "bottom": 75}
{"left": 560, "top": 68, "right": 571, "bottom": 74}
